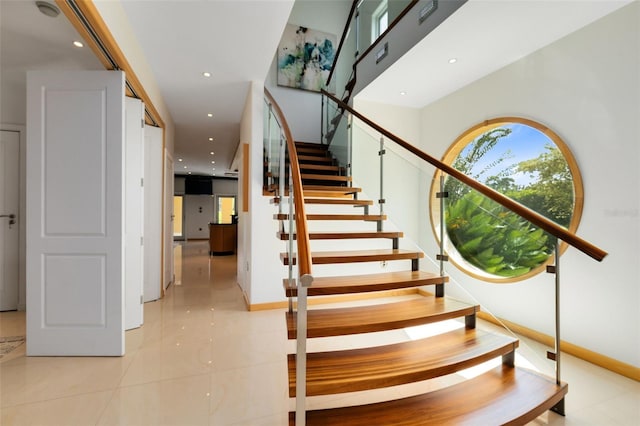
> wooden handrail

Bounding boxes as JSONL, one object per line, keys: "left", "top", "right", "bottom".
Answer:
{"left": 322, "top": 90, "right": 607, "bottom": 262}
{"left": 264, "top": 88, "right": 313, "bottom": 276}
{"left": 326, "top": 0, "right": 359, "bottom": 87}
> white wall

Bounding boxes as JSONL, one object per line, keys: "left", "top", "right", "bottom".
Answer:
{"left": 184, "top": 195, "right": 214, "bottom": 240}
{"left": 238, "top": 80, "right": 288, "bottom": 305}
{"left": 355, "top": 3, "right": 639, "bottom": 367}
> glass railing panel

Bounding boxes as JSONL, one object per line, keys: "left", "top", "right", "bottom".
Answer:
{"left": 349, "top": 114, "right": 560, "bottom": 377}
{"left": 326, "top": 1, "right": 358, "bottom": 100}
{"left": 323, "top": 94, "right": 350, "bottom": 175}
{"left": 350, "top": 117, "right": 382, "bottom": 207}
{"left": 269, "top": 110, "right": 283, "bottom": 193}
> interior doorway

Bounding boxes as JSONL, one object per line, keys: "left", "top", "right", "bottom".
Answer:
{"left": 0, "top": 129, "right": 20, "bottom": 312}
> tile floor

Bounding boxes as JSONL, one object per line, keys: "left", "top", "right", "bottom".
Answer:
{"left": 0, "top": 241, "right": 638, "bottom": 425}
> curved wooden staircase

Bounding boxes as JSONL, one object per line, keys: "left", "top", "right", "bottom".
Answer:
{"left": 274, "top": 141, "right": 568, "bottom": 425}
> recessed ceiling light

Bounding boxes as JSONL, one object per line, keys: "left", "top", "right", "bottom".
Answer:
{"left": 183, "top": 166, "right": 187, "bottom": 169}
{"left": 178, "top": 158, "right": 183, "bottom": 162}
{"left": 35, "top": 1, "right": 60, "bottom": 17}
{"left": 210, "top": 151, "right": 214, "bottom": 155}
{"left": 212, "top": 168, "right": 216, "bottom": 171}
{"left": 207, "top": 113, "right": 213, "bottom": 118}
{"left": 187, "top": 172, "right": 192, "bottom": 175}
{"left": 73, "top": 41, "right": 84, "bottom": 48}
{"left": 208, "top": 137, "right": 213, "bottom": 141}
{"left": 400, "top": 91, "right": 407, "bottom": 96}
{"left": 202, "top": 72, "right": 212, "bottom": 77}
{"left": 448, "top": 58, "right": 458, "bottom": 64}
{"left": 211, "top": 161, "right": 215, "bottom": 164}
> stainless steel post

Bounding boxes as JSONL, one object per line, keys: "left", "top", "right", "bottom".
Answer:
{"left": 295, "top": 274, "right": 314, "bottom": 426}
{"left": 278, "top": 132, "right": 286, "bottom": 214}
{"left": 554, "top": 243, "right": 561, "bottom": 385}
{"left": 439, "top": 175, "right": 445, "bottom": 277}
{"left": 378, "top": 136, "right": 384, "bottom": 231}
{"left": 288, "top": 166, "right": 294, "bottom": 314}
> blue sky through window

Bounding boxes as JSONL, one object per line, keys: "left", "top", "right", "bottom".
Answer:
{"left": 460, "top": 123, "right": 556, "bottom": 187}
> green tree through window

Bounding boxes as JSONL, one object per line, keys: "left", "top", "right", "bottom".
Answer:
{"left": 435, "top": 118, "right": 583, "bottom": 282}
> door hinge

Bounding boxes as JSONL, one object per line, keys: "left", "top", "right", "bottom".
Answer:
{"left": 140, "top": 295, "right": 143, "bottom": 304}
{"left": 141, "top": 118, "right": 144, "bottom": 128}
{"left": 140, "top": 236, "right": 144, "bottom": 246}
{"left": 140, "top": 177, "right": 144, "bottom": 187}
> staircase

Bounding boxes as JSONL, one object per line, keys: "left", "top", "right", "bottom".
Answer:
{"left": 275, "top": 141, "right": 568, "bottom": 425}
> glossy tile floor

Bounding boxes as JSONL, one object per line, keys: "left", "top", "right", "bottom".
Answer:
{"left": 0, "top": 241, "right": 638, "bottom": 425}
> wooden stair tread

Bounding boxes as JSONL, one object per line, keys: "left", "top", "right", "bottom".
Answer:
{"left": 299, "top": 164, "right": 341, "bottom": 172}
{"left": 284, "top": 270, "right": 443, "bottom": 297}
{"left": 304, "top": 198, "right": 372, "bottom": 205}
{"left": 271, "top": 198, "right": 372, "bottom": 206}
{"left": 301, "top": 173, "right": 351, "bottom": 182}
{"left": 281, "top": 249, "right": 423, "bottom": 265}
{"left": 289, "top": 365, "right": 567, "bottom": 425}
{"left": 296, "top": 146, "right": 329, "bottom": 155}
{"left": 285, "top": 296, "right": 476, "bottom": 339}
{"left": 295, "top": 141, "right": 326, "bottom": 147}
{"left": 278, "top": 230, "right": 401, "bottom": 242}
{"left": 274, "top": 213, "right": 386, "bottom": 221}
{"left": 302, "top": 185, "right": 361, "bottom": 197}
{"left": 298, "top": 155, "right": 333, "bottom": 163}
{"left": 287, "top": 327, "right": 518, "bottom": 396}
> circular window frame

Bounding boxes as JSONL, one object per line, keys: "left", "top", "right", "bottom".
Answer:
{"left": 429, "top": 117, "right": 584, "bottom": 283}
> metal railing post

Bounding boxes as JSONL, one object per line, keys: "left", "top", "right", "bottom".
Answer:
{"left": 278, "top": 132, "right": 286, "bottom": 213}
{"left": 267, "top": 103, "right": 274, "bottom": 188}
{"left": 295, "top": 273, "right": 314, "bottom": 426}
{"left": 288, "top": 165, "right": 295, "bottom": 313}
{"left": 347, "top": 113, "right": 353, "bottom": 183}
{"left": 434, "top": 175, "right": 448, "bottom": 297}
{"left": 378, "top": 136, "right": 385, "bottom": 231}
{"left": 321, "top": 94, "right": 325, "bottom": 144}
{"left": 554, "top": 243, "right": 561, "bottom": 386}
{"left": 552, "top": 241, "right": 565, "bottom": 415}
{"left": 546, "top": 239, "right": 565, "bottom": 415}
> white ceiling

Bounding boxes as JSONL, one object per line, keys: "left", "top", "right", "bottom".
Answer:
{"left": 116, "top": 0, "right": 295, "bottom": 177}
{"left": 1, "top": 0, "right": 633, "bottom": 178}
{"left": 357, "top": 0, "right": 634, "bottom": 108}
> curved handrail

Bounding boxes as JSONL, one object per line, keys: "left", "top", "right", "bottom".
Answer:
{"left": 264, "top": 88, "right": 313, "bottom": 276}
{"left": 322, "top": 89, "right": 607, "bottom": 262}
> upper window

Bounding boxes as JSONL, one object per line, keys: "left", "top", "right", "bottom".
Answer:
{"left": 372, "top": 0, "right": 389, "bottom": 42}
{"left": 431, "top": 118, "right": 584, "bottom": 282}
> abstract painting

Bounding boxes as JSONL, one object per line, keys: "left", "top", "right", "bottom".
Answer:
{"left": 277, "top": 24, "right": 336, "bottom": 93}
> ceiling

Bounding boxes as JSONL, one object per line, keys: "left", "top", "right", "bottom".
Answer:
{"left": 357, "top": 0, "right": 634, "bottom": 107}
{"left": 1, "top": 0, "right": 633, "bottom": 178}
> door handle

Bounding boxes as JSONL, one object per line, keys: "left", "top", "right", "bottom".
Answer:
{"left": 1, "top": 214, "right": 16, "bottom": 226}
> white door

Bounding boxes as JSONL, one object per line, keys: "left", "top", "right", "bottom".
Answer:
{"left": 143, "top": 125, "right": 162, "bottom": 302}
{"left": 124, "top": 97, "right": 144, "bottom": 330}
{"left": 26, "top": 70, "right": 125, "bottom": 356}
{"left": 0, "top": 130, "right": 20, "bottom": 311}
{"left": 164, "top": 151, "right": 174, "bottom": 290}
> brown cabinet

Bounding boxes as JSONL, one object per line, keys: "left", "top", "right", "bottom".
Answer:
{"left": 208, "top": 223, "right": 237, "bottom": 255}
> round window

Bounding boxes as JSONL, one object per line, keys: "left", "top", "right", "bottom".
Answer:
{"left": 431, "top": 117, "right": 583, "bottom": 282}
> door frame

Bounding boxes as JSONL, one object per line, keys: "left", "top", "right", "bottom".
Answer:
{"left": 0, "top": 124, "right": 26, "bottom": 311}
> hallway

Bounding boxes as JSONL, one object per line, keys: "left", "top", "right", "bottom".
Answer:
{"left": 1, "top": 242, "right": 289, "bottom": 425}
{"left": 0, "top": 241, "right": 638, "bottom": 425}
